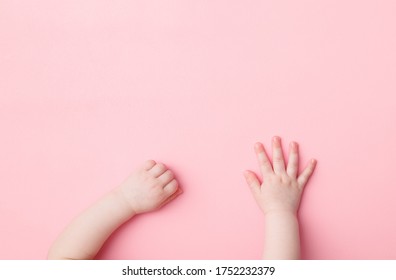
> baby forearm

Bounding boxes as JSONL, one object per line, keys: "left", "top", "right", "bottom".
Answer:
{"left": 48, "top": 188, "right": 134, "bottom": 259}
{"left": 263, "top": 211, "right": 300, "bottom": 260}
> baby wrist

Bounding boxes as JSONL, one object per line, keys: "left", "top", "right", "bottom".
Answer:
{"left": 263, "top": 209, "right": 297, "bottom": 218}
{"left": 111, "top": 187, "right": 137, "bottom": 218}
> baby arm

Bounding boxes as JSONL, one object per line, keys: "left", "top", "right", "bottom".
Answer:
{"left": 48, "top": 160, "right": 182, "bottom": 260}
{"left": 244, "top": 136, "right": 316, "bottom": 259}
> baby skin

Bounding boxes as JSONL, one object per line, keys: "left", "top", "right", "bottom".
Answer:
{"left": 48, "top": 160, "right": 182, "bottom": 260}
{"left": 244, "top": 136, "right": 317, "bottom": 259}
{"left": 48, "top": 136, "right": 316, "bottom": 260}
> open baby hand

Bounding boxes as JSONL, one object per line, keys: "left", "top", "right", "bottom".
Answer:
{"left": 244, "top": 136, "right": 316, "bottom": 215}
{"left": 115, "top": 160, "right": 182, "bottom": 215}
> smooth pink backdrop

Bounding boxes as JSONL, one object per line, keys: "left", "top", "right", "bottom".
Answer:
{"left": 1, "top": 0, "right": 396, "bottom": 259}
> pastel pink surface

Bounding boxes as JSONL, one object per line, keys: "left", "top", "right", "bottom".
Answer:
{"left": 1, "top": 1, "right": 396, "bottom": 259}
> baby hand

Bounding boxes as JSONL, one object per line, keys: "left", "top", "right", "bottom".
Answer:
{"left": 244, "top": 136, "right": 316, "bottom": 215}
{"left": 116, "top": 160, "right": 182, "bottom": 215}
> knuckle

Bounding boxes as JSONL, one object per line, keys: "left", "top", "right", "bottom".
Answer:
{"left": 169, "top": 183, "right": 178, "bottom": 193}
{"left": 154, "top": 179, "right": 165, "bottom": 188}
{"left": 273, "top": 157, "right": 284, "bottom": 164}
{"left": 156, "top": 163, "right": 165, "bottom": 169}
{"left": 170, "top": 179, "right": 178, "bottom": 187}
{"left": 159, "top": 171, "right": 173, "bottom": 183}
{"left": 287, "top": 166, "right": 296, "bottom": 172}
{"left": 300, "top": 173, "right": 308, "bottom": 180}
{"left": 142, "top": 160, "right": 156, "bottom": 170}
{"left": 146, "top": 177, "right": 157, "bottom": 187}
{"left": 153, "top": 187, "right": 165, "bottom": 198}
{"left": 145, "top": 159, "right": 156, "bottom": 165}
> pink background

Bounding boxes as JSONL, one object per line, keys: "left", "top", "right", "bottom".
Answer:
{"left": 1, "top": 0, "right": 396, "bottom": 259}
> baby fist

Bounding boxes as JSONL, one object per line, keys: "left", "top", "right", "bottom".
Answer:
{"left": 117, "top": 160, "right": 182, "bottom": 215}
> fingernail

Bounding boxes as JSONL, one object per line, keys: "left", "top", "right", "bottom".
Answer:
{"left": 254, "top": 142, "right": 263, "bottom": 151}
{"left": 273, "top": 136, "right": 281, "bottom": 146}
